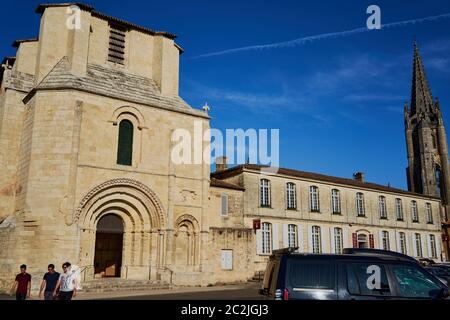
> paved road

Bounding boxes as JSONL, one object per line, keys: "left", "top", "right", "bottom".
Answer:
{"left": 0, "top": 283, "right": 263, "bottom": 300}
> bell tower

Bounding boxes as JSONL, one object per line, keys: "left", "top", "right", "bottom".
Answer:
{"left": 404, "top": 42, "right": 450, "bottom": 204}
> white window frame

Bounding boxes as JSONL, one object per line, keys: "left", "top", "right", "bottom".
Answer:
{"left": 426, "top": 203, "right": 433, "bottom": 224}
{"left": 415, "top": 233, "right": 423, "bottom": 257}
{"left": 312, "top": 226, "right": 321, "bottom": 254}
{"left": 262, "top": 222, "right": 272, "bottom": 254}
{"left": 381, "top": 230, "right": 390, "bottom": 250}
{"left": 331, "top": 189, "right": 341, "bottom": 214}
{"left": 287, "top": 224, "right": 297, "bottom": 248}
{"left": 379, "top": 196, "right": 387, "bottom": 219}
{"left": 286, "top": 183, "right": 297, "bottom": 210}
{"left": 333, "top": 227, "right": 343, "bottom": 254}
{"left": 399, "top": 232, "right": 407, "bottom": 254}
{"left": 429, "top": 234, "right": 437, "bottom": 259}
{"left": 310, "top": 186, "right": 320, "bottom": 212}
{"left": 356, "top": 193, "right": 365, "bottom": 217}
{"left": 395, "top": 198, "right": 403, "bottom": 221}
{"left": 260, "top": 179, "right": 271, "bottom": 207}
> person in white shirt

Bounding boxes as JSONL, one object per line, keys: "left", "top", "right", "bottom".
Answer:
{"left": 53, "top": 262, "right": 77, "bottom": 300}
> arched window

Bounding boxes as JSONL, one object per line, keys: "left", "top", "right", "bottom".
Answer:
{"left": 117, "top": 120, "right": 134, "bottom": 165}
{"left": 357, "top": 234, "right": 368, "bottom": 248}
{"left": 286, "top": 183, "right": 296, "bottom": 210}
{"left": 310, "top": 186, "right": 320, "bottom": 212}
{"left": 331, "top": 189, "right": 341, "bottom": 214}
{"left": 436, "top": 166, "right": 442, "bottom": 197}
{"left": 260, "top": 179, "right": 271, "bottom": 207}
{"left": 379, "top": 196, "right": 387, "bottom": 219}
{"left": 356, "top": 193, "right": 365, "bottom": 217}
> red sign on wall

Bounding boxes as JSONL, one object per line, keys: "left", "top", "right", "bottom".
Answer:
{"left": 253, "top": 219, "right": 261, "bottom": 231}
{"left": 369, "top": 234, "right": 375, "bottom": 248}
{"left": 352, "top": 233, "right": 358, "bottom": 248}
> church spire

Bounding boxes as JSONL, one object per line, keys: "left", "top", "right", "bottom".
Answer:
{"left": 410, "top": 41, "right": 434, "bottom": 115}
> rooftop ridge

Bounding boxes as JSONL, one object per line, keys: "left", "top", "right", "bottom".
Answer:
{"left": 35, "top": 3, "right": 177, "bottom": 39}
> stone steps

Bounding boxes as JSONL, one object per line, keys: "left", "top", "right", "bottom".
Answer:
{"left": 80, "top": 279, "right": 172, "bottom": 293}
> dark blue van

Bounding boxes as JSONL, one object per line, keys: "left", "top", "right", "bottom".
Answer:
{"left": 259, "top": 248, "right": 449, "bottom": 300}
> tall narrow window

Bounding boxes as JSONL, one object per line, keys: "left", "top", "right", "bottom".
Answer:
{"left": 262, "top": 222, "right": 272, "bottom": 254}
{"left": 379, "top": 196, "right": 387, "bottom": 219}
{"left": 399, "top": 232, "right": 407, "bottom": 254}
{"left": 395, "top": 198, "right": 404, "bottom": 221}
{"left": 286, "top": 183, "right": 296, "bottom": 210}
{"left": 287, "top": 224, "right": 298, "bottom": 248}
{"left": 331, "top": 189, "right": 341, "bottom": 214}
{"left": 221, "top": 194, "right": 228, "bottom": 216}
{"left": 411, "top": 201, "right": 419, "bottom": 222}
{"left": 117, "top": 120, "right": 133, "bottom": 165}
{"left": 260, "top": 179, "right": 271, "bottom": 207}
{"left": 356, "top": 193, "right": 365, "bottom": 217}
{"left": 426, "top": 203, "right": 433, "bottom": 224}
{"left": 415, "top": 233, "right": 423, "bottom": 257}
{"left": 429, "top": 234, "right": 437, "bottom": 259}
{"left": 312, "top": 226, "right": 321, "bottom": 254}
{"left": 310, "top": 186, "right": 320, "bottom": 212}
{"left": 108, "top": 24, "right": 126, "bottom": 64}
{"left": 334, "top": 227, "right": 343, "bottom": 254}
{"left": 381, "top": 231, "right": 390, "bottom": 250}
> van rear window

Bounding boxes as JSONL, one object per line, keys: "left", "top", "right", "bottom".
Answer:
{"left": 287, "top": 260, "right": 335, "bottom": 289}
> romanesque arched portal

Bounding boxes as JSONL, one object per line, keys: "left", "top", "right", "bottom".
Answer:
{"left": 75, "top": 178, "right": 166, "bottom": 281}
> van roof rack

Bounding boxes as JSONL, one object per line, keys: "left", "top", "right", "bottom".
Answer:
{"left": 343, "top": 248, "right": 419, "bottom": 263}
{"left": 272, "top": 247, "right": 299, "bottom": 255}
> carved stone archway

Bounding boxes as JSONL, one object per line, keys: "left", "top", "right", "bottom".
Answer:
{"left": 75, "top": 178, "right": 166, "bottom": 281}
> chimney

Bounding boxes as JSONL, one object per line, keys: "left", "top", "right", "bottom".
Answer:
{"left": 353, "top": 172, "right": 365, "bottom": 183}
{"left": 215, "top": 156, "right": 228, "bottom": 172}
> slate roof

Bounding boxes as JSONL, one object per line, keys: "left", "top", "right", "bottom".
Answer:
{"left": 24, "top": 57, "right": 208, "bottom": 118}
{"left": 211, "top": 164, "right": 441, "bottom": 200}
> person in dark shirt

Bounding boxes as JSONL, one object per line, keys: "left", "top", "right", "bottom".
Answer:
{"left": 11, "top": 264, "right": 31, "bottom": 300}
{"left": 39, "top": 264, "right": 60, "bottom": 300}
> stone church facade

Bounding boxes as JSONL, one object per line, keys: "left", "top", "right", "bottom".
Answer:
{"left": 0, "top": 3, "right": 448, "bottom": 291}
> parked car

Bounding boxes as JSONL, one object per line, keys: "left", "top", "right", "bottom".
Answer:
{"left": 259, "top": 247, "right": 449, "bottom": 300}
{"left": 425, "top": 266, "right": 450, "bottom": 286}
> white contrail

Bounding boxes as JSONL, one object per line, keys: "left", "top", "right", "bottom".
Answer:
{"left": 186, "top": 12, "right": 450, "bottom": 60}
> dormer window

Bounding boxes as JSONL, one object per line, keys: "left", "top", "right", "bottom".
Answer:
{"left": 108, "top": 24, "right": 126, "bottom": 64}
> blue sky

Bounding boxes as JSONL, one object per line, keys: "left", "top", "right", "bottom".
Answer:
{"left": 2, "top": 1, "right": 450, "bottom": 189}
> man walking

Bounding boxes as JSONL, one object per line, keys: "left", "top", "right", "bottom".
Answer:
{"left": 11, "top": 264, "right": 31, "bottom": 300}
{"left": 53, "top": 262, "right": 77, "bottom": 300}
{"left": 39, "top": 264, "right": 60, "bottom": 300}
